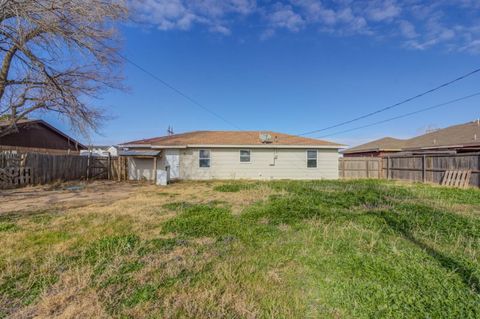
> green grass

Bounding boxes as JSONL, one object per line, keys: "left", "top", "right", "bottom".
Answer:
{"left": 213, "top": 181, "right": 259, "bottom": 192}
{"left": 1, "top": 180, "right": 479, "bottom": 318}
{"left": 162, "top": 205, "right": 241, "bottom": 238}
{"left": 0, "top": 222, "right": 18, "bottom": 232}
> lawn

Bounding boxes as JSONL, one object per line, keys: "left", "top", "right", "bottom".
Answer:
{"left": 0, "top": 180, "right": 479, "bottom": 318}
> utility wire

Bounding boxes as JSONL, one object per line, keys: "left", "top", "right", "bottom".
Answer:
{"left": 299, "top": 68, "right": 480, "bottom": 136}
{"left": 32, "top": 0, "right": 243, "bottom": 130}
{"left": 316, "top": 92, "right": 480, "bottom": 138}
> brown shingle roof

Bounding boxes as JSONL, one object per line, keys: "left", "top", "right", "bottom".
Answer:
{"left": 122, "top": 131, "right": 343, "bottom": 147}
{"left": 342, "top": 137, "right": 406, "bottom": 154}
{"left": 403, "top": 120, "right": 480, "bottom": 150}
{"left": 343, "top": 120, "right": 480, "bottom": 154}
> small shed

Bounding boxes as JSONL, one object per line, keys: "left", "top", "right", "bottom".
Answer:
{"left": 118, "top": 150, "right": 163, "bottom": 184}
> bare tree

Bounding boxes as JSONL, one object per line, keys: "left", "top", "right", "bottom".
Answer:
{"left": 0, "top": 0, "right": 127, "bottom": 137}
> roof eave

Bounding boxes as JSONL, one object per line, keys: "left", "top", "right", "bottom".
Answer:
{"left": 185, "top": 144, "right": 344, "bottom": 149}
{"left": 119, "top": 143, "right": 344, "bottom": 149}
{"left": 403, "top": 142, "right": 480, "bottom": 150}
{"left": 342, "top": 148, "right": 402, "bottom": 154}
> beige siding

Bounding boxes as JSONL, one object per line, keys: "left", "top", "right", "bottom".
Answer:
{"left": 179, "top": 148, "right": 339, "bottom": 180}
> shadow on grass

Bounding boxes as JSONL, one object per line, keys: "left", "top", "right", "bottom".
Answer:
{"left": 372, "top": 211, "right": 480, "bottom": 294}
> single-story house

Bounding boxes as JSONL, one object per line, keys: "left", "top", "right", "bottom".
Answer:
{"left": 0, "top": 119, "right": 86, "bottom": 154}
{"left": 118, "top": 131, "right": 344, "bottom": 182}
{"left": 343, "top": 120, "right": 480, "bottom": 157}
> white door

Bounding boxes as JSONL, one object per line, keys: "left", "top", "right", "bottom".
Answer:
{"left": 165, "top": 150, "right": 180, "bottom": 179}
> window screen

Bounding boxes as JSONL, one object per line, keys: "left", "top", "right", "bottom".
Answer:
{"left": 307, "top": 150, "right": 317, "bottom": 168}
{"left": 199, "top": 149, "right": 210, "bottom": 168}
{"left": 240, "top": 150, "right": 251, "bottom": 162}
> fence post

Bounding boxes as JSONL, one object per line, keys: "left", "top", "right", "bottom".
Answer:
{"left": 117, "top": 157, "right": 121, "bottom": 182}
{"left": 366, "top": 160, "right": 370, "bottom": 178}
{"left": 379, "top": 158, "right": 383, "bottom": 179}
{"left": 107, "top": 154, "right": 111, "bottom": 180}
{"left": 386, "top": 156, "right": 390, "bottom": 180}
{"left": 87, "top": 153, "right": 91, "bottom": 181}
{"left": 422, "top": 155, "right": 426, "bottom": 183}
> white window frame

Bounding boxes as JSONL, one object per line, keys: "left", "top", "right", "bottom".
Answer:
{"left": 307, "top": 149, "right": 317, "bottom": 168}
{"left": 199, "top": 149, "right": 210, "bottom": 168}
{"left": 240, "top": 149, "right": 251, "bottom": 163}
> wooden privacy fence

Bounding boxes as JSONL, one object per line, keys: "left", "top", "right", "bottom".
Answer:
{"left": 23, "top": 153, "right": 89, "bottom": 184}
{"left": 0, "top": 151, "right": 129, "bottom": 189}
{"left": 384, "top": 153, "right": 480, "bottom": 187}
{"left": 339, "top": 153, "right": 480, "bottom": 188}
{"left": 339, "top": 157, "right": 383, "bottom": 179}
{"left": 110, "top": 156, "right": 128, "bottom": 181}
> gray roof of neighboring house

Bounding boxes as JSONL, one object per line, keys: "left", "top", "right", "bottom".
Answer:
{"left": 343, "top": 120, "right": 480, "bottom": 154}
{"left": 342, "top": 137, "right": 406, "bottom": 154}
{"left": 403, "top": 120, "right": 480, "bottom": 150}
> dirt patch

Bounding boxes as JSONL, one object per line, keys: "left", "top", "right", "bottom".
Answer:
{"left": 0, "top": 181, "right": 144, "bottom": 214}
{"left": 0, "top": 180, "right": 280, "bottom": 216}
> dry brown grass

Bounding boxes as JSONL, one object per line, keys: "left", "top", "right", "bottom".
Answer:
{"left": 2, "top": 179, "right": 479, "bottom": 318}
{"left": 0, "top": 180, "right": 280, "bottom": 318}
{"left": 11, "top": 268, "right": 108, "bottom": 319}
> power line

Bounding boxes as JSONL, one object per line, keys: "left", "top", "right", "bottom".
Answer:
{"left": 316, "top": 92, "right": 480, "bottom": 138}
{"left": 31, "top": 0, "right": 243, "bottom": 130}
{"left": 299, "top": 67, "right": 480, "bottom": 136}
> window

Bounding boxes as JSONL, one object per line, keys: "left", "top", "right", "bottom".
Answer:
{"left": 240, "top": 150, "right": 251, "bottom": 163}
{"left": 307, "top": 150, "right": 317, "bottom": 168}
{"left": 199, "top": 149, "right": 210, "bottom": 168}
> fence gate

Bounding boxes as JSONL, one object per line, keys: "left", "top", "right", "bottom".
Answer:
{"left": 87, "top": 156, "right": 111, "bottom": 180}
{"left": 0, "top": 152, "right": 31, "bottom": 189}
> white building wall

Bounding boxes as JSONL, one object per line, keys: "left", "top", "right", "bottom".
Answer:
{"left": 158, "top": 149, "right": 180, "bottom": 180}
{"left": 178, "top": 147, "right": 339, "bottom": 180}
{"left": 128, "top": 158, "right": 158, "bottom": 181}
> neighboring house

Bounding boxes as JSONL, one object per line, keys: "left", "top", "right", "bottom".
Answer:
{"left": 342, "top": 137, "right": 405, "bottom": 157}
{"left": 343, "top": 120, "right": 480, "bottom": 157}
{"left": 0, "top": 119, "right": 86, "bottom": 154}
{"left": 80, "top": 145, "right": 118, "bottom": 157}
{"left": 118, "top": 131, "right": 344, "bottom": 182}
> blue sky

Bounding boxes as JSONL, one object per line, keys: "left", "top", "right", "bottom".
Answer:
{"left": 44, "top": 0, "right": 480, "bottom": 147}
